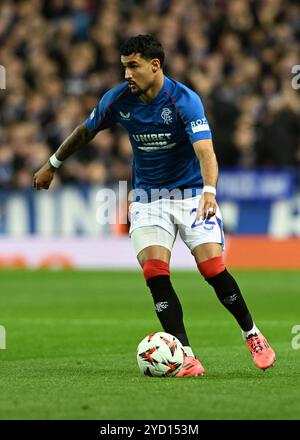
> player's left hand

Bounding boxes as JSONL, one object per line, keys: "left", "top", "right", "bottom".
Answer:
{"left": 197, "top": 192, "right": 217, "bottom": 221}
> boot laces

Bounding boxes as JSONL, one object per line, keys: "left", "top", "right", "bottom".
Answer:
{"left": 249, "top": 335, "right": 264, "bottom": 353}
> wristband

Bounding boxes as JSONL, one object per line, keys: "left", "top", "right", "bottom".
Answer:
{"left": 49, "top": 154, "right": 63, "bottom": 169}
{"left": 203, "top": 185, "right": 216, "bottom": 196}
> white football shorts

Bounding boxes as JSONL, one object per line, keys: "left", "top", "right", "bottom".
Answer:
{"left": 129, "top": 195, "right": 225, "bottom": 256}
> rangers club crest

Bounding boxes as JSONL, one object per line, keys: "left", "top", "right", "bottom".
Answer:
{"left": 161, "top": 108, "right": 173, "bottom": 125}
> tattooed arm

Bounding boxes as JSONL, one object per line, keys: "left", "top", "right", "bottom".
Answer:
{"left": 33, "top": 123, "right": 95, "bottom": 190}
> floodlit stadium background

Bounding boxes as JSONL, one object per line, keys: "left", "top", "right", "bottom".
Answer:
{"left": 0, "top": 0, "right": 300, "bottom": 269}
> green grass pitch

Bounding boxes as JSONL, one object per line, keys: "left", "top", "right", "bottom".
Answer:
{"left": 0, "top": 269, "right": 299, "bottom": 420}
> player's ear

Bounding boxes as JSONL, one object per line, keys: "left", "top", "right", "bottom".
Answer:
{"left": 151, "top": 59, "right": 161, "bottom": 72}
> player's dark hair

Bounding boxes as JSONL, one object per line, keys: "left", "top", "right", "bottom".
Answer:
{"left": 120, "top": 34, "right": 165, "bottom": 67}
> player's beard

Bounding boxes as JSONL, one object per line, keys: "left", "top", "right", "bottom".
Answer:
{"left": 128, "top": 81, "right": 151, "bottom": 97}
{"left": 128, "top": 82, "right": 143, "bottom": 96}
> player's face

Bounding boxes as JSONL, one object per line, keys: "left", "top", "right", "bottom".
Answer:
{"left": 121, "top": 53, "right": 158, "bottom": 95}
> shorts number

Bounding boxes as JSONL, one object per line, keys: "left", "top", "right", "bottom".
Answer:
{"left": 190, "top": 208, "right": 215, "bottom": 229}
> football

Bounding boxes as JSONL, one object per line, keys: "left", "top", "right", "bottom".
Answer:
{"left": 136, "top": 332, "right": 184, "bottom": 377}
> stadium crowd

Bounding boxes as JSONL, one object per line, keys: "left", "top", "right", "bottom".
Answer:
{"left": 0, "top": 0, "right": 299, "bottom": 190}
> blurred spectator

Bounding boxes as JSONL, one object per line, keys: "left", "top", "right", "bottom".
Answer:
{"left": 0, "top": 0, "right": 299, "bottom": 190}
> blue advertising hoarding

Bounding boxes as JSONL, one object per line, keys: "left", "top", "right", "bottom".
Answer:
{"left": 0, "top": 170, "right": 299, "bottom": 237}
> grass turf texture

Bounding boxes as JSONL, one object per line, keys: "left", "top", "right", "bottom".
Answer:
{"left": 0, "top": 270, "right": 299, "bottom": 420}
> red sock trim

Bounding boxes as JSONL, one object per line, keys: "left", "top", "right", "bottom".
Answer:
{"left": 197, "top": 256, "right": 225, "bottom": 279}
{"left": 142, "top": 259, "right": 170, "bottom": 281}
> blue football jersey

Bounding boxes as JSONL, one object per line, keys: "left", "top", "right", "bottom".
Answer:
{"left": 85, "top": 76, "right": 212, "bottom": 199}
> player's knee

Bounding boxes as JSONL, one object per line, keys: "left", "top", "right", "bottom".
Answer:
{"left": 142, "top": 259, "right": 170, "bottom": 281}
{"left": 197, "top": 256, "right": 225, "bottom": 280}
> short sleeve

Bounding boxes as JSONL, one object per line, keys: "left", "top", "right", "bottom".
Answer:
{"left": 178, "top": 89, "right": 212, "bottom": 144}
{"left": 84, "top": 90, "right": 116, "bottom": 134}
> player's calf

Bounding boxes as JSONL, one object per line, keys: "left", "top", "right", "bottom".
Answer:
{"left": 197, "top": 256, "right": 253, "bottom": 331}
{"left": 143, "top": 259, "right": 190, "bottom": 349}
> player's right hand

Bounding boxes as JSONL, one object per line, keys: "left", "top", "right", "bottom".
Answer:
{"left": 33, "top": 161, "right": 56, "bottom": 190}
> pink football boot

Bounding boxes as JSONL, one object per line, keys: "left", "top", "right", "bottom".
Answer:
{"left": 246, "top": 333, "right": 276, "bottom": 370}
